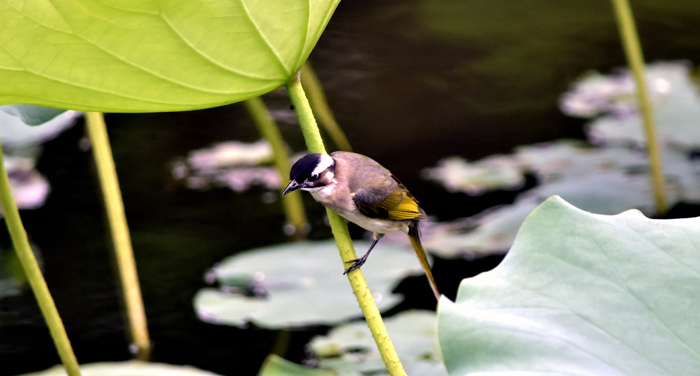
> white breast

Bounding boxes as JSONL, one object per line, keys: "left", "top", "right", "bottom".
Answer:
{"left": 310, "top": 188, "right": 410, "bottom": 234}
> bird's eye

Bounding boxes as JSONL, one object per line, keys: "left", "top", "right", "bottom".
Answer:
{"left": 307, "top": 174, "right": 319, "bottom": 182}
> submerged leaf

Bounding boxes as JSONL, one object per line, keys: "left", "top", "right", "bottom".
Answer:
{"left": 438, "top": 196, "right": 700, "bottom": 375}
{"left": 194, "top": 240, "right": 426, "bottom": 329}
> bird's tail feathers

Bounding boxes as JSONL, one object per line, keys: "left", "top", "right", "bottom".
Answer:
{"left": 408, "top": 221, "right": 440, "bottom": 301}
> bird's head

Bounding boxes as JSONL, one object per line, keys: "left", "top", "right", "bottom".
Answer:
{"left": 283, "top": 153, "right": 336, "bottom": 195}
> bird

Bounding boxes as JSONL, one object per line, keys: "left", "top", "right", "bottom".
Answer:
{"left": 283, "top": 151, "right": 440, "bottom": 301}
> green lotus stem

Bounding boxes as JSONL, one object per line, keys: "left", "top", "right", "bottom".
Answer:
{"left": 0, "top": 143, "right": 82, "bottom": 376}
{"left": 300, "top": 62, "right": 353, "bottom": 152}
{"left": 243, "top": 97, "right": 309, "bottom": 239}
{"left": 611, "top": 0, "right": 667, "bottom": 214}
{"left": 286, "top": 72, "right": 407, "bottom": 376}
{"left": 85, "top": 112, "right": 151, "bottom": 360}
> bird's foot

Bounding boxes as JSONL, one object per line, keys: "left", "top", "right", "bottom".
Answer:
{"left": 343, "top": 257, "right": 367, "bottom": 275}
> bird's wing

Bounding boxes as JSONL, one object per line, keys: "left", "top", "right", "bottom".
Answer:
{"left": 353, "top": 176, "right": 426, "bottom": 221}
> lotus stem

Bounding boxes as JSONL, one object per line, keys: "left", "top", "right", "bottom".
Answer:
{"left": 0, "top": 143, "right": 82, "bottom": 376}
{"left": 286, "top": 72, "right": 407, "bottom": 376}
{"left": 301, "top": 62, "right": 353, "bottom": 152}
{"left": 611, "top": 0, "right": 667, "bottom": 214}
{"left": 85, "top": 112, "right": 151, "bottom": 360}
{"left": 244, "top": 97, "right": 309, "bottom": 239}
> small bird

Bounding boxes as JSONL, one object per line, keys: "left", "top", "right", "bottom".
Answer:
{"left": 283, "top": 151, "right": 440, "bottom": 300}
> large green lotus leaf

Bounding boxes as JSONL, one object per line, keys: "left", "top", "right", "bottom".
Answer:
{"left": 309, "top": 310, "right": 447, "bottom": 376}
{"left": 0, "top": 0, "right": 340, "bottom": 112}
{"left": 194, "top": 240, "right": 426, "bottom": 329}
{"left": 438, "top": 196, "right": 700, "bottom": 375}
{"left": 22, "top": 361, "right": 222, "bottom": 375}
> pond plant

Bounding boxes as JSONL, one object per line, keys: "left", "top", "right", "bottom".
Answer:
{"left": 0, "top": 0, "right": 698, "bottom": 376}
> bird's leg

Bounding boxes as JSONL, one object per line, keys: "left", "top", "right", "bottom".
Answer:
{"left": 344, "top": 233, "right": 385, "bottom": 274}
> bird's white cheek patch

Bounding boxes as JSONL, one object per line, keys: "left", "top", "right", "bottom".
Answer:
{"left": 312, "top": 154, "right": 334, "bottom": 176}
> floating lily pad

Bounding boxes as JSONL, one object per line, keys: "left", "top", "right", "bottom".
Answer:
{"left": 194, "top": 240, "right": 426, "bottom": 329}
{"left": 0, "top": 0, "right": 341, "bottom": 112}
{"left": 438, "top": 196, "right": 700, "bottom": 375}
{"left": 22, "top": 361, "right": 222, "bottom": 375}
{"left": 422, "top": 155, "right": 525, "bottom": 194}
{"left": 513, "top": 140, "right": 642, "bottom": 182}
{"left": 172, "top": 140, "right": 281, "bottom": 192}
{"left": 411, "top": 200, "right": 539, "bottom": 258}
{"left": 420, "top": 136, "right": 700, "bottom": 256}
{"left": 309, "top": 310, "right": 446, "bottom": 376}
{"left": 416, "top": 165, "right": 664, "bottom": 257}
{"left": 560, "top": 61, "right": 700, "bottom": 150}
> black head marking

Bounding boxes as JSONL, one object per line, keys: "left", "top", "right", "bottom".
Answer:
{"left": 290, "top": 153, "right": 334, "bottom": 182}
{"left": 284, "top": 153, "right": 335, "bottom": 195}
{"left": 289, "top": 153, "right": 324, "bottom": 183}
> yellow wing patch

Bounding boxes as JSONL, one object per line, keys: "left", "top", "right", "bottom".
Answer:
{"left": 355, "top": 188, "right": 425, "bottom": 221}
{"left": 386, "top": 192, "right": 423, "bottom": 221}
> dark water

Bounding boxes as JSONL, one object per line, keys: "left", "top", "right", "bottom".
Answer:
{"left": 2, "top": 0, "right": 700, "bottom": 375}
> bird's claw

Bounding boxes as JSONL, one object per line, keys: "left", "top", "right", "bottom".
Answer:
{"left": 343, "top": 258, "right": 364, "bottom": 274}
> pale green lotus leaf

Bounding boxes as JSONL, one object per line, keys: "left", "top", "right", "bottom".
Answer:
{"left": 438, "top": 196, "right": 700, "bottom": 375}
{"left": 194, "top": 240, "right": 426, "bottom": 329}
{"left": 309, "top": 310, "right": 447, "bottom": 376}
{"left": 22, "top": 361, "right": 222, "bottom": 375}
{"left": 0, "top": 0, "right": 340, "bottom": 112}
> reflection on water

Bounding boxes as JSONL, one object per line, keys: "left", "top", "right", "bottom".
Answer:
{"left": 2, "top": 1, "right": 700, "bottom": 375}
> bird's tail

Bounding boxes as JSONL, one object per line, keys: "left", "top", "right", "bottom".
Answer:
{"left": 408, "top": 221, "right": 440, "bottom": 301}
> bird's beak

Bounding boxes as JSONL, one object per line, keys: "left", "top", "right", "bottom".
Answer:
{"left": 283, "top": 180, "right": 300, "bottom": 196}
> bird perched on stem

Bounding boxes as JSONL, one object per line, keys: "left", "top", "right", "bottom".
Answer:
{"left": 283, "top": 151, "right": 440, "bottom": 301}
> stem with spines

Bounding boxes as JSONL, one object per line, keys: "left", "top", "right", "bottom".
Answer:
{"left": 286, "top": 71, "right": 407, "bottom": 376}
